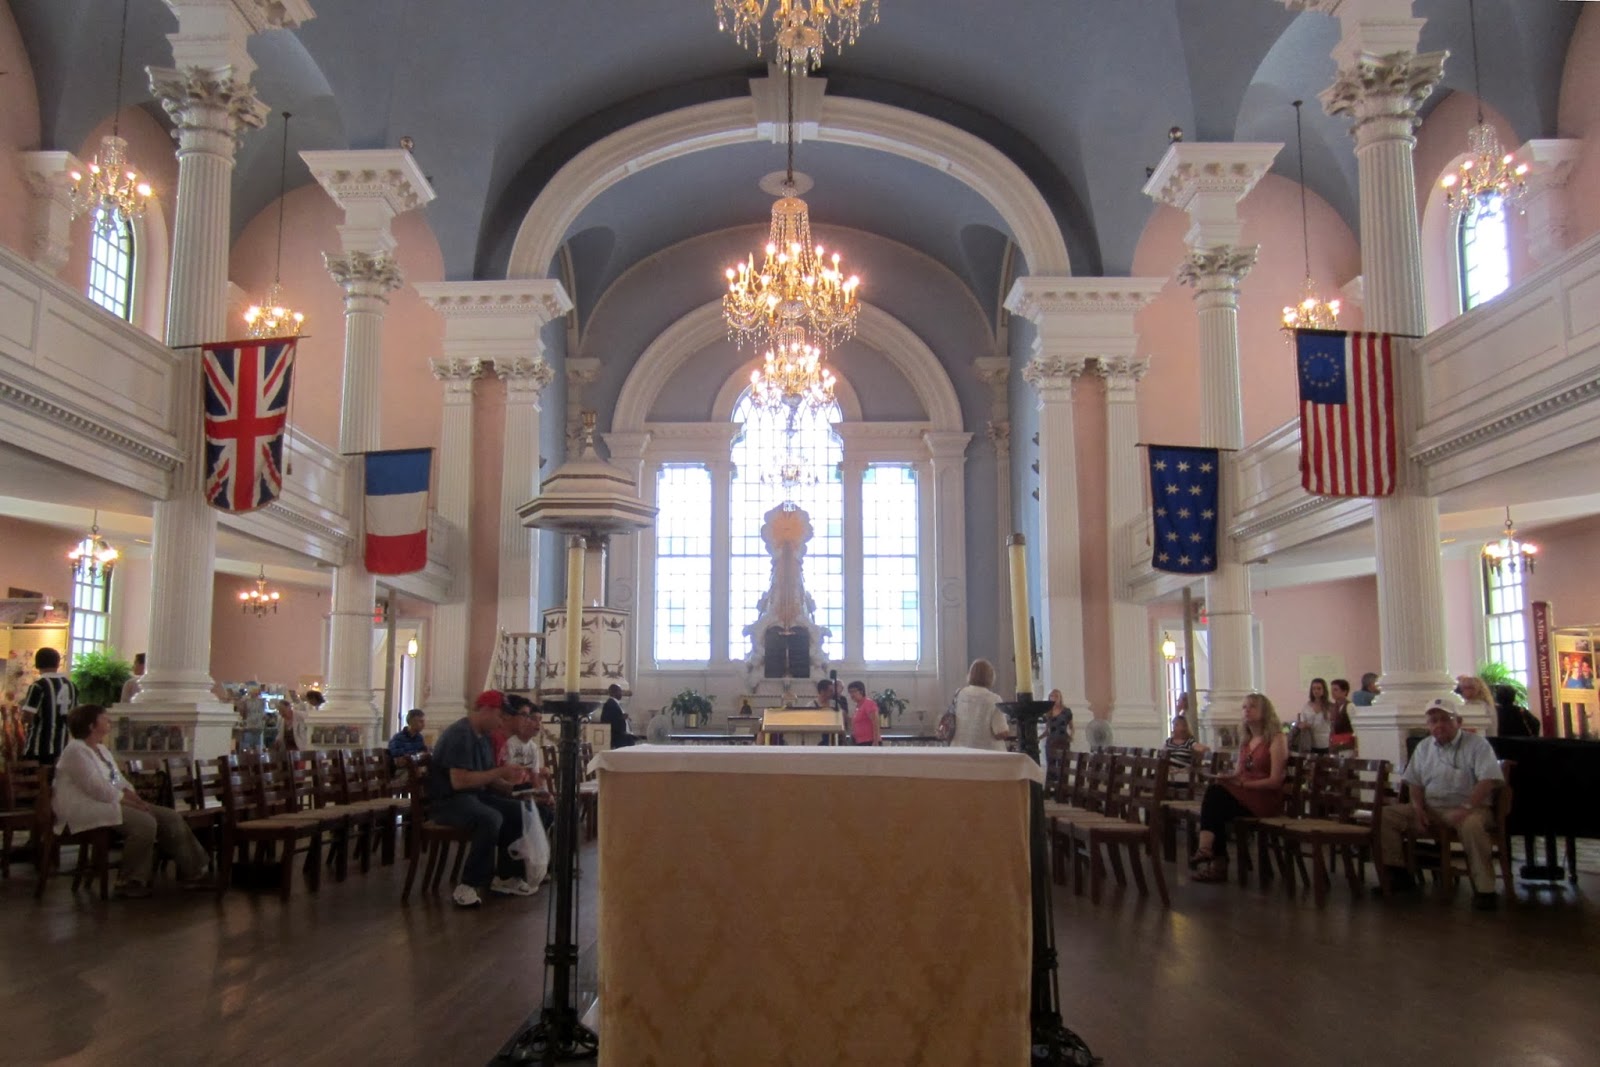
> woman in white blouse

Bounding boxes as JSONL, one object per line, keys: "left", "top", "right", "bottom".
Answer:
{"left": 949, "top": 659, "right": 1014, "bottom": 752}
{"left": 54, "top": 704, "right": 211, "bottom": 897}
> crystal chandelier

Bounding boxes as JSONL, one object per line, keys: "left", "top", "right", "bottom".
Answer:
{"left": 245, "top": 112, "right": 306, "bottom": 338}
{"left": 1482, "top": 508, "right": 1537, "bottom": 575}
{"left": 750, "top": 324, "right": 837, "bottom": 414}
{"left": 67, "top": 512, "right": 119, "bottom": 582}
{"left": 1281, "top": 100, "right": 1340, "bottom": 336}
{"left": 67, "top": 0, "right": 151, "bottom": 236}
{"left": 1440, "top": 0, "right": 1529, "bottom": 222}
{"left": 714, "top": 0, "right": 880, "bottom": 73}
{"left": 239, "top": 566, "right": 282, "bottom": 616}
{"left": 723, "top": 66, "right": 860, "bottom": 353}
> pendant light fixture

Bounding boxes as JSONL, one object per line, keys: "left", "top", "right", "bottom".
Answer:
{"left": 67, "top": 0, "right": 153, "bottom": 234}
{"left": 244, "top": 111, "right": 306, "bottom": 338}
{"left": 1281, "top": 100, "right": 1340, "bottom": 337}
{"left": 1439, "top": 0, "right": 1529, "bottom": 221}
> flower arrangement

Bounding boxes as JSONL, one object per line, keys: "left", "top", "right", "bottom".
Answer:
{"left": 873, "top": 687, "right": 907, "bottom": 727}
{"left": 667, "top": 688, "right": 715, "bottom": 728}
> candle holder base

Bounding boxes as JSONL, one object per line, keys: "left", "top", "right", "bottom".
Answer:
{"left": 1002, "top": 695, "right": 1101, "bottom": 1067}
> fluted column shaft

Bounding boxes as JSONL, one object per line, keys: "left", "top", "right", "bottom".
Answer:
{"left": 1022, "top": 357, "right": 1089, "bottom": 710}
{"left": 322, "top": 253, "right": 403, "bottom": 722}
{"left": 498, "top": 360, "right": 555, "bottom": 632}
{"left": 988, "top": 421, "right": 1015, "bottom": 695}
{"left": 425, "top": 359, "right": 484, "bottom": 712}
{"left": 1324, "top": 45, "right": 1457, "bottom": 759}
{"left": 924, "top": 432, "right": 972, "bottom": 699}
{"left": 1102, "top": 358, "right": 1161, "bottom": 743}
{"left": 136, "top": 66, "right": 266, "bottom": 715}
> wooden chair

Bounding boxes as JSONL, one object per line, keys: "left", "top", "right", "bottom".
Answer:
{"left": 1064, "top": 754, "right": 1171, "bottom": 906}
{"left": 1259, "top": 757, "right": 1390, "bottom": 906}
{"left": 1231, "top": 753, "right": 1311, "bottom": 888}
{"left": 1403, "top": 759, "right": 1516, "bottom": 899}
{"left": 33, "top": 769, "right": 114, "bottom": 901}
{"left": 1048, "top": 752, "right": 1127, "bottom": 885}
{"left": 1160, "top": 750, "right": 1233, "bottom": 863}
{"left": 399, "top": 756, "right": 475, "bottom": 903}
{"left": 0, "top": 760, "right": 46, "bottom": 880}
{"left": 216, "top": 757, "right": 333, "bottom": 900}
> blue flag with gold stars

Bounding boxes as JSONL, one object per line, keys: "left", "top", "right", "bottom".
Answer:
{"left": 1147, "top": 444, "right": 1220, "bottom": 575}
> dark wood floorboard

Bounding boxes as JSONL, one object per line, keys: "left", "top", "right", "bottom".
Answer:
{"left": 2, "top": 848, "right": 1596, "bottom": 1066}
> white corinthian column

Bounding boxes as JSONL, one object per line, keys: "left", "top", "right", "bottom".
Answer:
{"left": 1144, "top": 144, "right": 1280, "bottom": 743}
{"left": 132, "top": 1, "right": 309, "bottom": 759}
{"left": 303, "top": 149, "right": 434, "bottom": 742}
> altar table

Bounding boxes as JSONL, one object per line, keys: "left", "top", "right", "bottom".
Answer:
{"left": 592, "top": 745, "right": 1040, "bottom": 1065}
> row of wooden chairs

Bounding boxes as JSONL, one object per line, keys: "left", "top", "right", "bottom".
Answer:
{"left": 1046, "top": 750, "right": 1172, "bottom": 906}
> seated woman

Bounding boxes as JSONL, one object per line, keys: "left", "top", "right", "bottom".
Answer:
{"left": 1189, "top": 693, "right": 1288, "bottom": 883}
{"left": 54, "top": 703, "right": 212, "bottom": 897}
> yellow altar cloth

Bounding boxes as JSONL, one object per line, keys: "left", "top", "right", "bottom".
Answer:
{"left": 592, "top": 746, "right": 1039, "bottom": 1065}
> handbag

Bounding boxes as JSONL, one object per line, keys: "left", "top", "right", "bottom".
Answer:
{"left": 936, "top": 695, "right": 958, "bottom": 743}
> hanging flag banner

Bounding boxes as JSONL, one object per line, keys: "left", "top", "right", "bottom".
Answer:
{"left": 202, "top": 337, "right": 296, "bottom": 514}
{"left": 1295, "top": 329, "right": 1397, "bottom": 497}
{"left": 364, "top": 448, "right": 433, "bottom": 575}
{"left": 1146, "top": 444, "right": 1220, "bottom": 575}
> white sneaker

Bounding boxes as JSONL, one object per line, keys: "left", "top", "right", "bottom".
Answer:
{"left": 489, "top": 876, "right": 536, "bottom": 897}
{"left": 452, "top": 884, "right": 483, "bottom": 908}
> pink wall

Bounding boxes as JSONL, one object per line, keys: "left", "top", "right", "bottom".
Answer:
{"left": 228, "top": 185, "right": 446, "bottom": 454}
{"left": 1558, "top": 6, "right": 1600, "bottom": 250}
{"left": 1131, "top": 172, "right": 1362, "bottom": 446}
{"left": 0, "top": 516, "right": 74, "bottom": 605}
{"left": 1440, "top": 554, "right": 1481, "bottom": 677}
{"left": 0, "top": 4, "right": 41, "bottom": 261}
{"left": 209, "top": 573, "right": 329, "bottom": 688}
{"left": 1251, "top": 575, "right": 1381, "bottom": 712}
{"left": 1525, "top": 515, "right": 1600, "bottom": 632}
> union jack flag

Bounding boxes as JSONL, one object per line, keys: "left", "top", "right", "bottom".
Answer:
{"left": 202, "top": 338, "right": 296, "bottom": 514}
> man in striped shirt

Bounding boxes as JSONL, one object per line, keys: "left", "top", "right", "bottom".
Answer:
{"left": 22, "top": 647, "right": 77, "bottom": 765}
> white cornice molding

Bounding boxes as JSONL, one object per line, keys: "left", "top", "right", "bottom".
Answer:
{"left": 161, "top": 0, "right": 315, "bottom": 76}
{"left": 1142, "top": 143, "right": 1281, "bottom": 249}
{"left": 414, "top": 280, "right": 572, "bottom": 322}
{"left": 507, "top": 93, "right": 1070, "bottom": 280}
{"left": 1005, "top": 277, "right": 1164, "bottom": 364}
{"left": 1411, "top": 373, "right": 1600, "bottom": 468}
{"left": 302, "top": 149, "right": 435, "bottom": 256}
{"left": 0, "top": 374, "right": 182, "bottom": 470}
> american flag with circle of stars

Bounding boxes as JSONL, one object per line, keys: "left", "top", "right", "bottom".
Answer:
{"left": 1146, "top": 444, "right": 1221, "bottom": 575}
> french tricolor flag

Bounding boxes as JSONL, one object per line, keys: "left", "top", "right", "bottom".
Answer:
{"left": 364, "top": 448, "right": 433, "bottom": 575}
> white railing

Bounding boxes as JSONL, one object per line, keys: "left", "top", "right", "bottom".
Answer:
{"left": 0, "top": 246, "right": 181, "bottom": 496}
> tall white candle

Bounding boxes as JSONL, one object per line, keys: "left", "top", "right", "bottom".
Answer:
{"left": 1008, "top": 533, "right": 1034, "bottom": 697}
{"left": 564, "top": 536, "right": 585, "bottom": 693}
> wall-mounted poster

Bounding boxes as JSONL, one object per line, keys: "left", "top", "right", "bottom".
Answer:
{"left": 1551, "top": 628, "right": 1599, "bottom": 738}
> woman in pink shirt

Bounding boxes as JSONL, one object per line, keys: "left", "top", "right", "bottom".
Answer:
{"left": 847, "top": 681, "right": 882, "bottom": 746}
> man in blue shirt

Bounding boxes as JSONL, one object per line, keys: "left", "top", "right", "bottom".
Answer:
{"left": 430, "top": 690, "right": 535, "bottom": 907}
{"left": 1351, "top": 672, "right": 1380, "bottom": 707}
{"left": 388, "top": 708, "right": 429, "bottom": 761}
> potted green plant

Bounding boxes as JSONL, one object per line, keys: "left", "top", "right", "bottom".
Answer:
{"left": 667, "top": 688, "right": 715, "bottom": 729}
{"left": 1477, "top": 661, "right": 1528, "bottom": 706}
{"left": 71, "top": 649, "right": 134, "bottom": 706}
{"left": 873, "top": 688, "right": 907, "bottom": 729}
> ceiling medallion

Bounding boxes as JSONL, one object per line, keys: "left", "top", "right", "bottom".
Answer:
{"left": 714, "top": 0, "right": 880, "bottom": 73}
{"left": 1281, "top": 101, "right": 1339, "bottom": 337}
{"left": 1440, "top": 0, "right": 1528, "bottom": 222}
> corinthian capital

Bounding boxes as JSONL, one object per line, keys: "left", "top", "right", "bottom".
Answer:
{"left": 1176, "top": 246, "right": 1259, "bottom": 291}
{"left": 1022, "top": 354, "right": 1091, "bottom": 402}
{"left": 324, "top": 251, "right": 404, "bottom": 295}
{"left": 497, "top": 357, "right": 556, "bottom": 405}
{"left": 148, "top": 66, "right": 268, "bottom": 145}
{"left": 1097, "top": 356, "right": 1151, "bottom": 385}
{"left": 1321, "top": 51, "right": 1445, "bottom": 142}
{"left": 431, "top": 358, "right": 487, "bottom": 402}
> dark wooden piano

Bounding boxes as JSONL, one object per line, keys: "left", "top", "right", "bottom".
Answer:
{"left": 1488, "top": 736, "right": 1600, "bottom": 884}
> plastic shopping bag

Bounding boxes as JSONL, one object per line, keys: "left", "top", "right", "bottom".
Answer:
{"left": 508, "top": 798, "right": 551, "bottom": 886}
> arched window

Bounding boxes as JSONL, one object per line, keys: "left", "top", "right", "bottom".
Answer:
{"left": 729, "top": 391, "right": 844, "bottom": 661}
{"left": 1458, "top": 194, "right": 1510, "bottom": 311}
{"left": 87, "top": 209, "right": 136, "bottom": 321}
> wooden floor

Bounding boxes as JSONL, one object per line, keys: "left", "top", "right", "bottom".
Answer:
{"left": 2, "top": 846, "right": 1596, "bottom": 1067}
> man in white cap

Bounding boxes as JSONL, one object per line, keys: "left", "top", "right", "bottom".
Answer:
{"left": 1378, "top": 698, "right": 1505, "bottom": 910}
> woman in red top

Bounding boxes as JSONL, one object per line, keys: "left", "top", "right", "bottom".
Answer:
{"left": 1189, "top": 692, "right": 1288, "bottom": 882}
{"left": 847, "top": 681, "right": 882, "bottom": 746}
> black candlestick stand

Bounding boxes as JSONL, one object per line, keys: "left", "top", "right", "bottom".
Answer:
{"left": 492, "top": 692, "right": 599, "bottom": 1065}
{"left": 1000, "top": 694, "right": 1100, "bottom": 1067}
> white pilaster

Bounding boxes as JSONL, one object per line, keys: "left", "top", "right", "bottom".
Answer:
{"left": 18, "top": 152, "right": 84, "bottom": 275}
{"left": 133, "top": 23, "right": 274, "bottom": 759}
{"left": 1144, "top": 145, "right": 1278, "bottom": 743}
{"left": 840, "top": 455, "right": 866, "bottom": 665}
{"left": 924, "top": 432, "right": 972, "bottom": 701}
{"left": 603, "top": 431, "right": 655, "bottom": 678}
{"left": 1517, "top": 139, "right": 1581, "bottom": 267}
{"left": 975, "top": 356, "right": 1014, "bottom": 695}
{"left": 423, "top": 356, "right": 485, "bottom": 713}
{"left": 305, "top": 148, "right": 434, "bottom": 737}
{"left": 1318, "top": 8, "right": 1455, "bottom": 765}
{"left": 500, "top": 357, "right": 558, "bottom": 632}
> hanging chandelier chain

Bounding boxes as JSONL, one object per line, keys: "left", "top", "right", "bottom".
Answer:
{"left": 112, "top": 0, "right": 130, "bottom": 138}
{"left": 1294, "top": 100, "right": 1311, "bottom": 280}
{"left": 785, "top": 62, "right": 796, "bottom": 185}
{"left": 1467, "top": 0, "right": 1485, "bottom": 126}
{"left": 274, "top": 112, "right": 292, "bottom": 284}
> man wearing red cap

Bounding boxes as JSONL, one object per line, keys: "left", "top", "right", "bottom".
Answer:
{"left": 428, "top": 690, "right": 536, "bottom": 907}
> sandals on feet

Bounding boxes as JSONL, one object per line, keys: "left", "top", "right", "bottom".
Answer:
{"left": 1192, "top": 861, "right": 1229, "bottom": 883}
{"left": 1187, "top": 850, "right": 1214, "bottom": 870}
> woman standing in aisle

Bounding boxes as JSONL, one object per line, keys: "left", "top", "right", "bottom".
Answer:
{"left": 949, "top": 660, "right": 1014, "bottom": 752}
{"left": 1295, "top": 678, "right": 1334, "bottom": 755}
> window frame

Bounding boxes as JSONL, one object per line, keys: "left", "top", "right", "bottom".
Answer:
{"left": 1481, "top": 555, "right": 1530, "bottom": 692}
{"left": 1457, "top": 193, "right": 1511, "bottom": 313}
{"left": 67, "top": 549, "right": 113, "bottom": 666}
{"left": 86, "top": 209, "right": 137, "bottom": 322}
